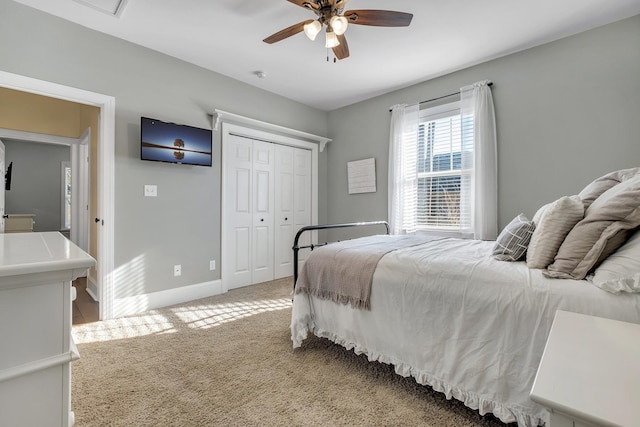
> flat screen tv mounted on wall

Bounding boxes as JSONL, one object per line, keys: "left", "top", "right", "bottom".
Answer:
{"left": 140, "top": 117, "right": 212, "bottom": 166}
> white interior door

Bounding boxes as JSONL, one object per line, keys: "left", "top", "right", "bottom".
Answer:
{"left": 0, "top": 139, "right": 5, "bottom": 233}
{"left": 251, "top": 140, "right": 275, "bottom": 284}
{"left": 274, "top": 145, "right": 294, "bottom": 279}
{"left": 223, "top": 134, "right": 253, "bottom": 289}
{"left": 70, "top": 129, "right": 90, "bottom": 252}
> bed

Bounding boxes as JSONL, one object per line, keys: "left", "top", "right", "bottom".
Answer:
{"left": 290, "top": 169, "right": 640, "bottom": 427}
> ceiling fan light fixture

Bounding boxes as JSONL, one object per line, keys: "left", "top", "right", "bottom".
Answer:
{"left": 329, "top": 16, "right": 348, "bottom": 35}
{"left": 325, "top": 30, "right": 340, "bottom": 48}
{"left": 303, "top": 20, "right": 322, "bottom": 41}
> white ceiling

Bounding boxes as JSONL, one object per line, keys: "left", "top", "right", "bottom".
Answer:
{"left": 11, "top": 0, "right": 640, "bottom": 111}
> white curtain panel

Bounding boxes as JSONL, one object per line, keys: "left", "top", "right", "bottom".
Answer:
{"left": 388, "top": 103, "right": 419, "bottom": 235}
{"left": 460, "top": 80, "right": 498, "bottom": 240}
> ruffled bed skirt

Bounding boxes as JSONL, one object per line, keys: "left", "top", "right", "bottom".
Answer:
{"left": 292, "top": 317, "right": 545, "bottom": 427}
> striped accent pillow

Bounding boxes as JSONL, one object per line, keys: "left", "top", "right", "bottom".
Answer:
{"left": 492, "top": 214, "right": 535, "bottom": 261}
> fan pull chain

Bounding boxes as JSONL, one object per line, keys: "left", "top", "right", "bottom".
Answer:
{"left": 326, "top": 48, "right": 337, "bottom": 63}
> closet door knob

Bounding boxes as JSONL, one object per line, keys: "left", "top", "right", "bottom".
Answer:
{"left": 285, "top": 217, "right": 288, "bottom": 221}
{"left": 260, "top": 218, "right": 264, "bottom": 222}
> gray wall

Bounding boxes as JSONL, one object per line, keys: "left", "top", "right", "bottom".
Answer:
{"left": 326, "top": 14, "right": 640, "bottom": 239}
{"left": 0, "top": 0, "right": 329, "bottom": 300}
{"left": 1, "top": 0, "right": 639, "bottom": 303}
{"left": 3, "top": 139, "right": 70, "bottom": 232}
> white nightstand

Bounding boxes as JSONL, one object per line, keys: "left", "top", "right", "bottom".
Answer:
{"left": 530, "top": 310, "right": 640, "bottom": 427}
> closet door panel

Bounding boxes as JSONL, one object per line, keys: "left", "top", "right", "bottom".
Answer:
{"left": 224, "top": 135, "right": 253, "bottom": 289}
{"left": 252, "top": 140, "right": 275, "bottom": 284}
{"left": 274, "top": 145, "right": 295, "bottom": 279}
{"left": 294, "top": 148, "right": 312, "bottom": 270}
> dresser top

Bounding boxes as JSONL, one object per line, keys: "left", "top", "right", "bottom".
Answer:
{"left": 0, "top": 232, "right": 95, "bottom": 278}
{"left": 530, "top": 310, "right": 640, "bottom": 427}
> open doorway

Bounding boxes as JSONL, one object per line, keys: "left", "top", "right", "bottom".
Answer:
{"left": 0, "top": 135, "right": 97, "bottom": 323}
{"left": 0, "top": 70, "right": 115, "bottom": 321}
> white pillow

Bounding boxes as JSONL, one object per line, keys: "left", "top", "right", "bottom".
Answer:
{"left": 526, "top": 195, "right": 584, "bottom": 269}
{"left": 591, "top": 230, "right": 640, "bottom": 294}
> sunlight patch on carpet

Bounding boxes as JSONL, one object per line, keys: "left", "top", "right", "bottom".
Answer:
{"left": 73, "top": 313, "right": 176, "bottom": 343}
{"left": 171, "top": 298, "right": 291, "bottom": 329}
{"left": 72, "top": 297, "right": 292, "bottom": 343}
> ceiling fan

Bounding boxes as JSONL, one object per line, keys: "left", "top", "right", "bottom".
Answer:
{"left": 263, "top": 0, "right": 413, "bottom": 61}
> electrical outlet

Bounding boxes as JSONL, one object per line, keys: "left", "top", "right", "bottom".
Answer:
{"left": 144, "top": 185, "right": 157, "bottom": 197}
{"left": 174, "top": 264, "right": 181, "bottom": 276}
{"left": 209, "top": 260, "right": 216, "bottom": 271}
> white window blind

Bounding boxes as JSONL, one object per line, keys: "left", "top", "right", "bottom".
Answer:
{"left": 409, "top": 102, "right": 469, "bottom": 231}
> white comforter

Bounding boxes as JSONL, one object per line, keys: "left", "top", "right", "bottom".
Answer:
{"left": 291, "top": 237, "right": 640, "bottom": 427}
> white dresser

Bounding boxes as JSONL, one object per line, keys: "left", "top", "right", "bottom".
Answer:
{"left": 530, "top": 310, "right": 640, "bottom": 427}
{"left": 0, "top": 232, "right": 95, "bottom": 427}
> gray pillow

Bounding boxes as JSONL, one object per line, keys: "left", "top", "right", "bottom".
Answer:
{"left": 493, "top": 214, "right": 535, "bottom": 262}
{"left": 546, "top": 174, "right": 640, "bottom": 280}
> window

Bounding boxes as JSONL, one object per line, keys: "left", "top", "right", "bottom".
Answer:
{"left": 410, "top": 101, "right": 471, "bottom": 234}
{"left": 389, "top": 81, "right": 497, "bottom": 239}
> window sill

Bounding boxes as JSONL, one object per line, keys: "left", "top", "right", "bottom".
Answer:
{"left": 414, "top": 229, "right": 472, "bottom": 239}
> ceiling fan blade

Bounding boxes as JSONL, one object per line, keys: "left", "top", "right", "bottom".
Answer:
{"left": 332, "top": 34, "right": 350, "bottom": 60}
{"left": 287, "top": 0, "right": 319, "bottom": 10}
{"left": 263, "top": 20, "right": 313, "bottom": 44}
{"left": 344, "top": 10, "right": 413, "bottom": 27}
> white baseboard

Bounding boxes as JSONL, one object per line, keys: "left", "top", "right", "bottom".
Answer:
{"left": 86, "top": 276, "right": 99, "bottom": 302}
{"left": 112, "top": 280, "right": 223, "bottom": 318}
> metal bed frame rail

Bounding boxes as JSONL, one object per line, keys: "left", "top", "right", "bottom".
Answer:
{"left": 292, "top": 220, "right": 390, "bottom": 287}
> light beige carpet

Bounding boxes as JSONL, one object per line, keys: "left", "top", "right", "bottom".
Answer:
{"left": 72, "top": 278, "right": 513, "bottom": 426}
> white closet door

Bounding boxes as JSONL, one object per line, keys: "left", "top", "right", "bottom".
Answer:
{"left": 251, "top": 140, "right": 275, "bottom": 284}
{"left": 294, "top": 148, "right": 312, "bottom": 270}
{"left": 223, "top": 135, "right": 253, "bottom": 289}
{"left": 274, "top": 145, "right": 295, "bottom": 279}
{"left": 223, "top": 127, "right": 314, "bottom": 290}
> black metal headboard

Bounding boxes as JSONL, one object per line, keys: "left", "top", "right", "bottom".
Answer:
{"left": 292, "top": 221, "right": 390, "bottom": 289}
